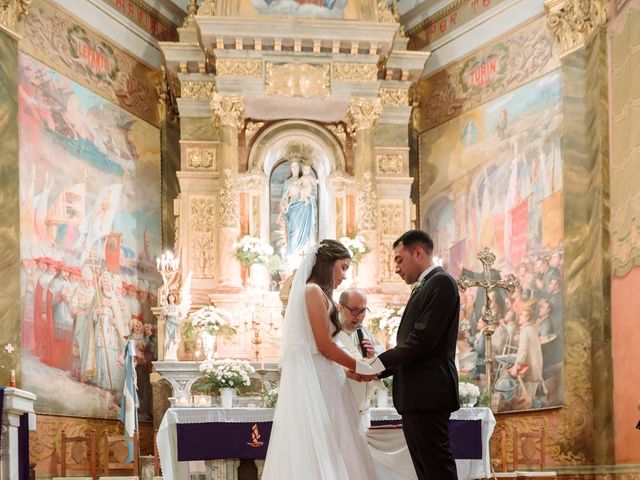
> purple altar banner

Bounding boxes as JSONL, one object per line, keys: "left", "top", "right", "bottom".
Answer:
{"left": 176, "top": 419, "right": 481, "bottom": 461}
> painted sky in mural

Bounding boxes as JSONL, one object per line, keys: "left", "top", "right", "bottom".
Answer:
{"left": 420, "top": 70, "right": 564, "bottom": 413}
{"left": 252, "top": 0, "right": 348, "bottom": 18}
{"left": 18, "top": 53, "right": 160, "bottom": 419}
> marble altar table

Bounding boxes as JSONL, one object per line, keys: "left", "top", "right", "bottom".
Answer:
{"left": 157, "top": 406, "right": 495, "bottom": 480}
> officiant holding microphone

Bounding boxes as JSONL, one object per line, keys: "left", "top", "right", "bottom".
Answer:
{"left": 336, "top": 287, "right": 385, "bottom": 431}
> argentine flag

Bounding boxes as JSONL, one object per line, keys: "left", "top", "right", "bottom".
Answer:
{"left": 120, "top": 338, "right": 139, "bottom": 463}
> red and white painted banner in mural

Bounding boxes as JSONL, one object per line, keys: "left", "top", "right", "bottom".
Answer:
{"left": 19, "top": 0, "right": 159, "bottom": 126}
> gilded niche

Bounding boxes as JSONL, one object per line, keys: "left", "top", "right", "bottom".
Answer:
{"left": 265, "top": 63, "right": 330, "bottom": 99}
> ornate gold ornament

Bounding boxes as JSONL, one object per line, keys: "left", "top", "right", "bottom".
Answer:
{"left": 378, "top": 201, "right": 404, "bottom": 281}
{"left": 357, "top": 172, "right": 378, "bottom": 231}
{"left": 219, "top": 168, "right": 239, "bottom": 228}
{"left": 244, "top": 121, "right": 264, "bottom": 146}
{"left": 545, "top": 0, "right": 607, "bottom": 56}
{"left": 326, "top": 123, "right": 348, "bottom": 152}
{"left": 380, "top": 88, "right": 410, "bottom": 107}
{"left": 154, "top": 67, "right": 179, "bottom": 126}
{"left": 377, "top": 0, "right": 396, "bottom": 23}
{"left": 333, "top": 63, "right": 378, "bottom": 81}
{"left": 216, "top": 58, "right": 262, "bottom": 78}
{"left": 197, "top": 0, "right": 217, "bottom": 16}
{"left": 189, "top": 196, "right": 216, "bottom": 278}
{"left": 347, "top": 97, "right": 382, "bottom": 132}
{"left": 187, "top": 148, "right": 216, "bottom": 169}
{"left": 211, "top": 93, "right": 245, "bottom": 129}
{"left": 265, "top": 63, "right": 331, "bottom": 99}
{"left": 0, "top": 0, "right": 31, "bottom": 32}
{"left": 457, "top": 247, "right": 520, "bottom": 393}
{"left": 181, "top": 81, "right": 216, "bottom": 99}
{"left": 376, "top": 153, "right": 403, "bottom": 174}
{"left": 182, "top": 0, "right": 198, "bottom": 28}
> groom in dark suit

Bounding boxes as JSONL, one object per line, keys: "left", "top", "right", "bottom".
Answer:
{"left": 360, "top": 229, "right": 460, "bottom": 479}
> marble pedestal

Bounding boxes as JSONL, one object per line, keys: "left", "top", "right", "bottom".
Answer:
{"left": 1, "top": 387, "right": 36, "bottom": 480}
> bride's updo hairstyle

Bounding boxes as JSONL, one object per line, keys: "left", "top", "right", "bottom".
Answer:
{"left": 308, "top": 239, "right": 351, "bottom": 337}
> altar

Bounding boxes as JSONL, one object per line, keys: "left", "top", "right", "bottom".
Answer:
{"left": 157, "top": 406, "right": 495, "bottom": 480}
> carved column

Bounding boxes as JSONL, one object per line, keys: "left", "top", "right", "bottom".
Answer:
{"left": 211, "top": 93, "right": 244, "bottom": 290}
{"left": 544, "top": 0, "right": 613, "bottom": 465}
{"left": 347, "top": 97, "right": 382, "bottom": 289}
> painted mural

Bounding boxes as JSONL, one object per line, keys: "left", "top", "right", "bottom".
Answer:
{"left": 420, "top": 70, "right": 564, "bottom": 413}
{"left": 252, "top": 0, "right": 349, "bottom": 18}
{"left": 19, "top": 53, "right": 160, "bottom": 419}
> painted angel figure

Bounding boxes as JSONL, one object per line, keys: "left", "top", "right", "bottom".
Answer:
{"left": 163, "top": 273, "right": 192, "bottom": 361}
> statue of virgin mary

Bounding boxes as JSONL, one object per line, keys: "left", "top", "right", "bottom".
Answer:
{"left": 279, "top": 159, "right": 317, "bottom": 264}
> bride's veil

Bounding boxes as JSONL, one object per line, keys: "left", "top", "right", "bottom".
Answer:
{"left": 261, "top": 244, "right": 350, "bottom": 479}
{"left": 280, "top": 245, "right": 319, "bottom": 359}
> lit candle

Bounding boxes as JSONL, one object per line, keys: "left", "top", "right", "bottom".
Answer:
{"left": 260, "top": 355, "right": 265, "bottom": 371}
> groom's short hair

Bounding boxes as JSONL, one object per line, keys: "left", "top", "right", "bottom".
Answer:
{"left": 393, "top": 230, "right": 434, "bottom": 254}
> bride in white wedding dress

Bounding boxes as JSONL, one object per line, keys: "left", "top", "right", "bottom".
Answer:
{"left": 262, "top": 239, "right": 378, "bottom": 480}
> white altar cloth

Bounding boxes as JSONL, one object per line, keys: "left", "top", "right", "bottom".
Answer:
{"left": 157, "top": 406, "right": 495, "bottom": 480}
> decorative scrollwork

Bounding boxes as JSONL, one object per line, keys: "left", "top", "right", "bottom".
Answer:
{"left": 357, "top": 172, "right": 378, "bottom": 231}
{"left": 333, "top": 63, "right": 378, "bottom": 81}
{"left": 346, "top": 97, "right": 382, "bottom": 133}
{"left": 216, "top": 58, "right": 262, "bottom": 78}
{"left": 545, "top": 0, "right": 607, "bottom": 55}
{"left": 181, "top": 81, "right": 216, "bottom": 100}
{"left": 218, "top": 168, "right": 239, "bottom": 228}
{"left": 211, "top": 93, "right": 244, "bottom": 129}
{"left": 189, "top": 196, "right": 216, "bottom": 278}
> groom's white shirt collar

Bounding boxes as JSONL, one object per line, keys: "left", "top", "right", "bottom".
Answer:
{"left": 417, "top": 263, "right": 439, "bottom": 284}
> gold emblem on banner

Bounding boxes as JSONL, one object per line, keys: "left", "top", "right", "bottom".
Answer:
{"left": 246, "top": 423, "right": 264, "bottom": 447}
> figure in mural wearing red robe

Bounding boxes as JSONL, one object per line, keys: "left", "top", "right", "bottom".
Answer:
{"left": 33, "top": 258, "right": 57, "bottom": 363}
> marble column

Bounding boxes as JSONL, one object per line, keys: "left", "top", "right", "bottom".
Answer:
{"left": 347, "top": 97, "right": 382, "bottom": 290}
{"left": 210, "top": 93, "right": 244, "bottom": 290}
{"left": 0, "top": 388, "right": 36, "bottom": 480}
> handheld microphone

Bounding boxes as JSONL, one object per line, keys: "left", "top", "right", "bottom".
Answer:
{"left": 355, "top": 325, "right": 368, "bottom": 358}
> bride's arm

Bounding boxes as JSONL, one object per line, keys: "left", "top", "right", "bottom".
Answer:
{"left": 306, "top": 284, "right": 357, "bottom": 370}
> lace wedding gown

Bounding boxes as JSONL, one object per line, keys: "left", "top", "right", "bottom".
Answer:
{"left": 262, "top": 247, "right": 377, "bottom": 480}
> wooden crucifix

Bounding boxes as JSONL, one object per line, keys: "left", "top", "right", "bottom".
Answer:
{"left": 457, "top": 247, "right": 520, "bottom": 404}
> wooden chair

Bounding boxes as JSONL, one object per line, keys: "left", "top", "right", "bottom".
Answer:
{"left": 59, "top": 429, "right": 97, "bottom": 479}
{"left": 490, "top": 427, "right": 509, "bottom": 474}
{"left": 511, "top": 425, "right": 556, "bottom": 478}
{"left": 101, "top": 430, "right": 139, "bottom": 478}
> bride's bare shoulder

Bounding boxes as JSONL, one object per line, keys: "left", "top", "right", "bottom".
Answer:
{"left": 305, "top": 282, "right": 322, "bottom": 294}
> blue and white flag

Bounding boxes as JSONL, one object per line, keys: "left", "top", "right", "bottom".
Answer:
{"left": 120, "top": 338, "right": 139, "bottom": 463}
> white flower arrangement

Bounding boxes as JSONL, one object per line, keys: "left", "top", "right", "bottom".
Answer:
{"left": 233, "top": 235, "right": 274, "bottom": 269}
{"left": 183, "top": 306, "right": 236, "bottom": 337}
{"left": 368, "top": 305, "right": 405, "bottom": 340}
{"left": 199, "top": 358, "right": 256, "bottom": 390}
{"left": 264, "top": 387, "right": 278, "bottom": 408}
{"left": 339, "top": 235, "right": 370, "bottom": 265}
{"left": 459, "top": 381, "right": 481, "bottom": 406}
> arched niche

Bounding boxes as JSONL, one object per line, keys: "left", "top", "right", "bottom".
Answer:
{"left": 247, "top": 120, "right": 346, "bottom": 268}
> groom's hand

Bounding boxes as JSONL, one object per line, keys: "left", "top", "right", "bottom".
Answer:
{"left": 345, "top": 370, "right": 378, "bottom": 382}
